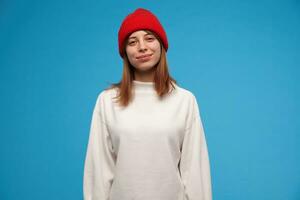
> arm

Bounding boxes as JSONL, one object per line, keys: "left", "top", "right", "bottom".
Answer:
{"left": 179, "top": 96, "right": 212, "bottom": 200}
{"left": 83, "top": 94, "right": 116, "bottom": 200}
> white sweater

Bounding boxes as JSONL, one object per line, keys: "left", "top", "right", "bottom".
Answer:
{"left": 83, "top": 80, "right": 212, "bottom": 200}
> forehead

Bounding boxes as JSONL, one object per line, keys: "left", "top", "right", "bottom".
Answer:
{"left": 128, "top": 30, "right": 153, "bottom": 38}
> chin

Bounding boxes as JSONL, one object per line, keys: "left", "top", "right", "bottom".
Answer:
{"left": 135, "top": 64, "right": 156, "bottom": 71}
{"left": 137, "top": 66, "right": 155, "bottom": 72}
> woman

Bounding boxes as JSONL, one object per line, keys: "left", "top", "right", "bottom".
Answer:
{"left": 83, "top": 8, "right": 212, "bottom": 200}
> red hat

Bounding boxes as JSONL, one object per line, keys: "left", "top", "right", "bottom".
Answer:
{"left": 118, "top": 8, "right": 168, "bottom": 58}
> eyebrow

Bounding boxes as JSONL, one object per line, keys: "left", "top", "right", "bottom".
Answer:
{"left": 128, "top": 33, "right": 154, "bottom": 40}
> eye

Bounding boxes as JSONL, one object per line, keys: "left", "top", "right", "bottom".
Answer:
{"left": 128, "top": 41, "right": 136, "bottom": 45}
{"left": 146, "top": 37, "right": 155, "bottom": 41}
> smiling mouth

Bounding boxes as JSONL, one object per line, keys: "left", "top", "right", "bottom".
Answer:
{"left": 136, "top": 54, "right": 153, "bottom": 60}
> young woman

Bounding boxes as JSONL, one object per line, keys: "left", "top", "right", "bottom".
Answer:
{"left": 83, "top": 8, "right": 212, "bottom": 200}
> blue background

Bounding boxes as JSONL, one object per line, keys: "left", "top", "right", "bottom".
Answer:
{"left": 1, "top": 0, "right": 299, "bottom": 199}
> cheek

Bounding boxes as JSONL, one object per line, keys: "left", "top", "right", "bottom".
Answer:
{"left": 125, "top": 49, "right": 135, "bottom": 60}
{"left": 153, "top": 46, "right": 161, "bottom": 60}
{"left": 152, "top": 42, "right": 161, "bottom": 55}
{"left": 125, "top": 50, "right": 138, "bottom": 66}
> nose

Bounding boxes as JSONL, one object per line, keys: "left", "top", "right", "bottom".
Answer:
{"left": 138, "top": 40, "right": 147, "bottom": 52}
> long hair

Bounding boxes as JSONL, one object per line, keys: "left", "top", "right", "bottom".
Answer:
{"left": 105, "top": 30, "right": 177, "bottom": 107}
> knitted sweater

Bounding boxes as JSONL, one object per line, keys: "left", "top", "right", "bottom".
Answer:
{"left": 83, "top": 80, "right": 212, "bottom": 200}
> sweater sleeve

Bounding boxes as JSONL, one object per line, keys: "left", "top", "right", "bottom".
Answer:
{"left": 179, "top": 95, "right": 212, "bottom": 200}
{"left": 83, "top": 93, "right": 116, "bottom": 200}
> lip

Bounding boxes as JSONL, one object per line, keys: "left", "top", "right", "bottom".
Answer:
{"left": 136, "top": 54, "right": 153, "bottom": 60}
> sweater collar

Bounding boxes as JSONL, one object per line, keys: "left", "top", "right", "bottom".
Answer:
{"left": 132, "top": 80, "right": 156, "bottom": 93}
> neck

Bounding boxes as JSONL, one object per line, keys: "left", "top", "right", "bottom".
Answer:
{"left": 133, "top": 68, "right": 155, "bottom": 82}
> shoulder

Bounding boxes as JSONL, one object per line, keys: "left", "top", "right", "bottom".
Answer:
{"left": 173, "top": 82, "right": 197, "bottom": 102}
{"left": 95, "top": 87, "right": 117, "bottom": 104}
{"left": 91, "top": 87, "right": 118, "bottom": 116}
{"left": 173, "top": 83, "right": 201, "bottom": 115}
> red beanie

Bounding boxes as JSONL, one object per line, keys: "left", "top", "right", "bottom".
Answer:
{"left": 118, "top": 8, "right": 168, "bottom": 58}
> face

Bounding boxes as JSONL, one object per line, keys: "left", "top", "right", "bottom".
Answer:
{"left": 125, "top": 30, "right": 161, "bottom": 73}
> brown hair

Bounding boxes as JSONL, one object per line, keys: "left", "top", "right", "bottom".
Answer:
{"left": 105, "top": 30, "right": 177, "bottom": 107}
